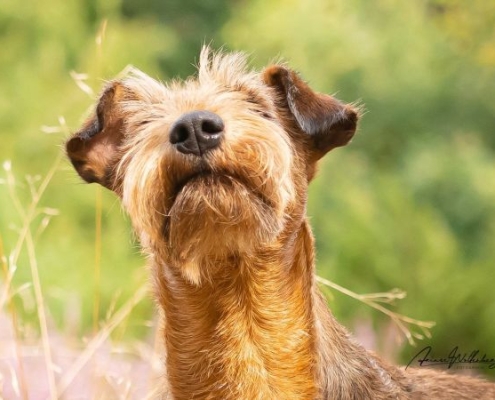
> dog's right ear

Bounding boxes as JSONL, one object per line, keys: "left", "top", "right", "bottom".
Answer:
{"left": 66, "top": 82, "right": 137, "bottom": 190}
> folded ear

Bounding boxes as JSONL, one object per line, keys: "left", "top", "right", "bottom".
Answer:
{"left": 66, "top": 81, "right": 137, "bottom": 190}
{"left": 263, "top": 65, "right": 359, "bottom": 160}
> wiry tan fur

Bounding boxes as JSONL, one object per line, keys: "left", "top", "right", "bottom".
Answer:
{"left": 66, "top": 48, "right": 495, "bottom": 399}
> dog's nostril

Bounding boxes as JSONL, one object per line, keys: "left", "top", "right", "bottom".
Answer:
{"left": 201, "top": 119, "right": 224, "bottom": 135}
{"left": 170, "top": 124, "right": 190, "bottom": 145}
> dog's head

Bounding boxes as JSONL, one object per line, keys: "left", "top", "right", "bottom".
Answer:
{"left": 66, "top": 48, "right": 358, "bottom": 283}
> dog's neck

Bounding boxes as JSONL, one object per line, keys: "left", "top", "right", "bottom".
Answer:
{"left": 153, "top": 219, "right": 319, "bottom": 399}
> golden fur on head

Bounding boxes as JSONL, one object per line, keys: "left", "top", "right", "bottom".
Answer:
{"left": 114, "top": 50, "right": 298, "bottom": 284}
{"left": 66, "top": 48, "right": 495, "bottom": 400}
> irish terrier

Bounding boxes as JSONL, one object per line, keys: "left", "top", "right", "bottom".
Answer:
{"left": 66, "top": 48, "right": 495, "bottom": 399}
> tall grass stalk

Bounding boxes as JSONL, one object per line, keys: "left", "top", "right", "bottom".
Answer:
{"left": 93, "top": 186, "right": 103, "bottom": 334}
{"left": 4, "top": 154, "right": 63, "bottom": 400}
{"left": 316, "top": 276, "right": 435, "bottom": 346}
{"left": 0, "top": 235, "right": 28, "bottom": 400}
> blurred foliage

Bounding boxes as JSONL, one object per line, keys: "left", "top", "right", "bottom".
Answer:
{"left": 224, "top": 0, "right": 495, "bottom": 162}
{"left": 1, "top": 0, "right": 494, "bottom": 376}
{"left": 121, "top": 0, "right": 234, "bottom": 77}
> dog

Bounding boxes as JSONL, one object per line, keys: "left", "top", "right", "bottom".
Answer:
{"left": 66, "top": 48, "right": 495, "bottom": 399}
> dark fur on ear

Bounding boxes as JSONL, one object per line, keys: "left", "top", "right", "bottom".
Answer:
{"left": 263, "top": 65, "right": 359, "bottom": 160}
{"left": 66, "top": 82, "right": 135, "bottom": 189}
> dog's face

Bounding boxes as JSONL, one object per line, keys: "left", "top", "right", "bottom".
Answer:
{"left": 66, "top": 49, "right": 358, "bottom": 283}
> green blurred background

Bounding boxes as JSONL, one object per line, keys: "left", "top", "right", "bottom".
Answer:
{"left": 1, "top": 0, "right": 494, "bottom": 375}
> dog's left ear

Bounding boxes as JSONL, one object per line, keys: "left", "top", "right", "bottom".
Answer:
{"left": 263, "top": 65, "right": 359, "bottom": 160}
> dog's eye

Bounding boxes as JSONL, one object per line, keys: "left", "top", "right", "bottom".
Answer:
{"left": 246, "top": 95, "right": 275, "bottom": 120}
{"left": 253, "top": 107, "right": 275, "bottom": 120}
{"left": 259, "top": 111, "right": 274, "bottom": 120}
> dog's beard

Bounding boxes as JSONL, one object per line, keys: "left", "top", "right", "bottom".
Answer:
{"left": 165, "top": 175, "right": 283, "bottom": 260}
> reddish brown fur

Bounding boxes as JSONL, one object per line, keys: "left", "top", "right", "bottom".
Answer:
{"left": 66, "top": 48, "right": 495, "bottom": 399}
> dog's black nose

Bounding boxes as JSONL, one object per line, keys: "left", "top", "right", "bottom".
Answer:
{"left": 169, "top": 110, "right": 224, "bottom": 156}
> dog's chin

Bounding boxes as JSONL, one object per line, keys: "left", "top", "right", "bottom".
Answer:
{"left": 165, "top": 174, "right": 283, "bottom": 262}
